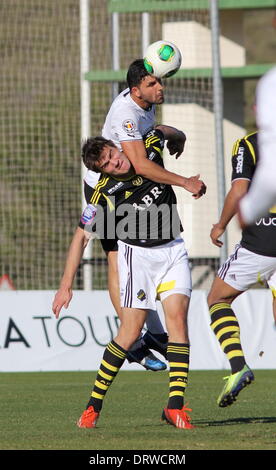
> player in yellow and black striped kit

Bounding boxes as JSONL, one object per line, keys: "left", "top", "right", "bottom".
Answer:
{"left": 208, "top": 131, "right": 276, "bottom": 407}
{"left": 79, "top": 129, "right": 183, "bottom": 247}
{"left": 53, "top": 128, "right": 206, "bottom": 429}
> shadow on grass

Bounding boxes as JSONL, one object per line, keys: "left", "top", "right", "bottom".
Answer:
{"left": 194, "top": 416, "right": 276, "bottom": 427}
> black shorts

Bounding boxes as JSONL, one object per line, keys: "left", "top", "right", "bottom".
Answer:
{"left": 84, "top": 181, "right": 118, "bottom": 253}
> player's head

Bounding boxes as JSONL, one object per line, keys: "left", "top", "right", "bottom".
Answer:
{"left": 127, "top": 59, "right": 151, "bottom": 89}
{"left": 127, "top": 59, "right": 164, "bottom": 107}
{"left": 82, "top": 137, "right": 133, "bottom": 177}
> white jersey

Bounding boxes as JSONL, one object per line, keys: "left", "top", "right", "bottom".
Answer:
{"left": 84, "top": 88, "right": 156, "bottom": 188}
{"left": 240, "top": 67, "right": 276, "bottom": 224}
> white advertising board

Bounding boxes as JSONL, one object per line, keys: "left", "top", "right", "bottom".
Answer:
{"left": 0, "top": 290, "right": 275, "bottom": 371}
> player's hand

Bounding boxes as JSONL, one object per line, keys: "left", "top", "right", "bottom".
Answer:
{"left": 210, "top": 223, "right": 225, "bottom": 247}
{"left": 185, "top": 174, "right": 206, "bottom": 199}
{"left": 166, "top": 132, "right": 186, "bottom": 159}
{"left": 52, "top": 287, "right": 73, "bottom": 319}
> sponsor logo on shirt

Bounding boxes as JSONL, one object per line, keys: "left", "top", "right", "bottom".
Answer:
{"left": 236, "top": 147, "right": 244, "bottom": 173}
{"left": 256, "top": 217, "right": 276, "bottom": 226}
{"left": 125, "top": 191, "right": 133, "bottom": 199}
{"left": 132, "top": 186, "right": 163, "bottom": 210}
{"left": 80, "top": 204, "right": 97, "bottom": 225}
{"left": 107, "top": 181, "right": 124, "bottom": 194}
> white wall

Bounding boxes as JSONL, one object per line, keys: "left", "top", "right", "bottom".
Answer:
{"left": 0, "top": 290, "right": 275, "bottom": 372}
{"left": 163, "top": 16, "right": 245, "bottom": 69}
{"left": 162, "top": 103, "right": 244, "bottom": 258}
{"left": 161, "top": 18, "right": 246, "bottom": 258}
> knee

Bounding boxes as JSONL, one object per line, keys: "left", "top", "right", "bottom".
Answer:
{"left": 166, "top": 311, "right": 189, "bottom": 341}
{"left": 166, "top": 309, "right": 187, "bottom": 326}
{"left": 207, "top": 292, "right": 234, "bottom": 309}
{"left": 207, "top": 286, "right": 228, "bottom": 308}
{"left": 207, "top": 291, "right": 217, "bottom": 308}
{"left": 116, "top": 325, "right": 141, "bottom": 351}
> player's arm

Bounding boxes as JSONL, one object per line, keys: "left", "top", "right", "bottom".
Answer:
{"left": 210, "top": 180, "right": 249, "bottom": 247}
{"left": 155, "top": 124, "right": 186, "bottom": 158}
{"left": 210, "top": 138, "right": 253, "bottom": 247}
{"left": 52, "top": 198, "right": 106, "bottom": 318}
{"left": 121, "top": 139, "right": 205, "bottom": 198}
{"left": 52, "top": 227, "right": 88, "bottom": 318}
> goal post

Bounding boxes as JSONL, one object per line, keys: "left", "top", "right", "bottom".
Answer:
{"left": 80, "top": 0, "right": 93, "bottom": 290}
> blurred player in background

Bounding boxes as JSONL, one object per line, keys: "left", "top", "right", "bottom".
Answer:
{"left": 84, "top": 59, "right": 190, "bottom": 371}
{"left": 268, "top": 271, "right": 276, "bottom": 325}
{"left": 53, "top": 129, "right": 206, "bottom": 429}
{"left": 239, "top": 66, "right": 276, "bottom": 226}
{"left": 208, "top": 130, "right": 276, "bottom": 407}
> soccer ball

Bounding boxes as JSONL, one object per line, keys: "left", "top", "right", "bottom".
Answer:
{"left": 143, "top": 40, "right": 182, "bottom": 79}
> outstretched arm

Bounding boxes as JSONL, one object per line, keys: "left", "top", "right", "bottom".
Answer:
{"left": 121, "top": 139, "right": 206, "bottom": 198}
{"left": 52, "top": 227, "right": 89, "bottom": 318}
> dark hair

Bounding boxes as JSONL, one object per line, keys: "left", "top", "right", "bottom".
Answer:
{"left": 81, "top": 136, "right": 115, "bottom": 172}
{"left": 126, "top": 59, "right": 150, "bottom": 90}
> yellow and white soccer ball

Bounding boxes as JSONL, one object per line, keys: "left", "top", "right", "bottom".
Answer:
{"left": 143, "top": 40, "right": 182, "bottom": 79}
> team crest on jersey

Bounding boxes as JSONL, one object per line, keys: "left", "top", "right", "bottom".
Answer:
{"left": 122, "top": 119, "right": 136, "bottom": 136}
{"left": 132, "top": 176, "right": 143, "bottom": 186}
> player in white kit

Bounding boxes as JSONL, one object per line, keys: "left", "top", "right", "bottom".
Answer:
{"left": 239, "top": 66, "right": 276, "bottom": 226}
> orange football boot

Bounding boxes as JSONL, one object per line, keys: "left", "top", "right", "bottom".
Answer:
{"left": 161, "top": 405, "right": 195, "bottom": 429}
{"left": 77, "top": 406, "right": 99, "bottom": 428}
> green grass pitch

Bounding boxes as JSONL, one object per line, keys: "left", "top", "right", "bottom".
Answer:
{"left": 1, "top": 369, "right": 276, "bottom": 450}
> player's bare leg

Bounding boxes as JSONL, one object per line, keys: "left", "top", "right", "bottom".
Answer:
{"left": 106, "top": 251, "right": 121, "bottom": 317}
{"left": 207, "top": 275, "right": 242, "bottom": 306}
{"left": 114, "top": 307, "right": 148, "bottom": 351}
{"left": 162, "top": 293, "right": 190, "bottom": 343}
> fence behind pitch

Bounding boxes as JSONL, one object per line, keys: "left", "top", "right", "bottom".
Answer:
{"left": 1, "top": 1, "right": 224, "bottom": 290}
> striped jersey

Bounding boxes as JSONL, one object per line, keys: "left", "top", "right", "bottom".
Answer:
{"left": 79, "top": 129, "right": 182, "bottom": 247}
{"left": 231, "top": 131, "right": 276, "bottom": 256}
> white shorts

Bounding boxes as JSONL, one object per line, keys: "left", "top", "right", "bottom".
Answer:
{"left": 218, "top": 244, "right": 276, "bottom": 292}
{"left": 118, "top": 238, "right": 192, "bottom": 310}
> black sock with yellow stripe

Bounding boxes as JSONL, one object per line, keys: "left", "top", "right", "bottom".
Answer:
{"left": 167, "top": 342, "right": 190, "bottom": 410}
{"left": 209, "top": 302, "right": 246, "bottom": 374}
{"left": 87, "top": 340, "right": 127, "bottom": 412}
